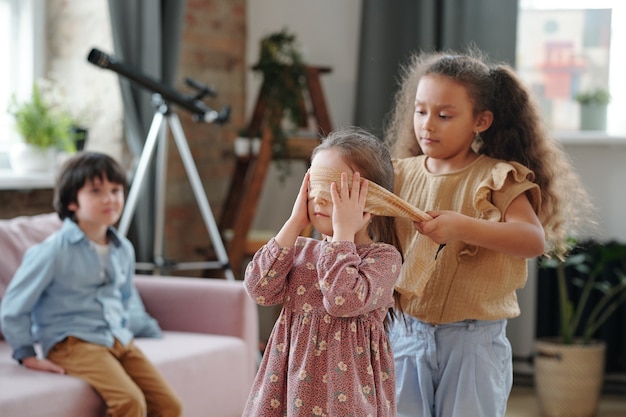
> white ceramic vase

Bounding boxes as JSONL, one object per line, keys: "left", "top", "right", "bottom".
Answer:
{"left": 9, "top": 143, "right": 57, "bottom": 174}
{"left": 234, "top": 136, "right": 261, "bottom": 157}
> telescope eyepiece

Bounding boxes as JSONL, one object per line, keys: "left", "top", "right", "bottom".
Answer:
{"left": 87, "top": 48, "right": 112, "bottom": 69}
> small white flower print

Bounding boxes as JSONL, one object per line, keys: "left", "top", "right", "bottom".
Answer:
{"left": 334, "top": 295, "right": 346, "bottom": 306}
{"left": 297, "top": 285, "right": 306, "bottom": 295}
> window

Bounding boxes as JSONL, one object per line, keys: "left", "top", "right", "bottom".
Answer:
{"left": 517, "top": 0, "right": 625, "bottom": 134}
{"left": 0, "top": 0, "right": 44, "bottom": 155}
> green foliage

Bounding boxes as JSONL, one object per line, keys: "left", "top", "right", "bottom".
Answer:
{"left": 574, "top": 88, "right": 611, "bottom": 105}
{"left": 8, "top": 81, "right": 76, "bottom": 152}
{"left": 252, "top": 28, "right": 307, "bottom": 162}
{"left": 540, "top": 240, "right": 626, "bottom": 345}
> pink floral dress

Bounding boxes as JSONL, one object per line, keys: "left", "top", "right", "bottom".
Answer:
{"left": 242, "top": 237, "right": 402, "bottom": 417}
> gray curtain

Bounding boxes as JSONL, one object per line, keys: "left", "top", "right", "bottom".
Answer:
{"left": 355, "top": 0, "right": 519, "bottom": 136}
{"left": 107, "top": 0, "right": 186, "bottom": 263}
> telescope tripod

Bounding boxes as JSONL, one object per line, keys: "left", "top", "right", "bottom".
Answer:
{"left": 118, "top": 96, "right": 234, "bottom": 281}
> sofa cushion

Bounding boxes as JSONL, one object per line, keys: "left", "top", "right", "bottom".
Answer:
{"left": 0, "top": 331, "right": 250, "bottom": 417}
{"left": 0, "top": 213, "right": 62, "bottom": 297}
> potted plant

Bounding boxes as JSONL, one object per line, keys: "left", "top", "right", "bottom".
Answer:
{"left": 251, "top": 28, "right": 308, "bottom": 179}
{"left": 574, "top": 88, "right": 611, "bottom": 131}
{"left": 233, "top": 127, "right": 261, "bottom": 157}
{"left": 535, "top": 240, "right": 626, "bottom": 417}
{"left": 8, "top": 80, "right": 77, "bottom": 173}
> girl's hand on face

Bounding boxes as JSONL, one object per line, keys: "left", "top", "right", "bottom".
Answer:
{"left": 413, "top": 210, "right": 464, "bottom": 245}
{"left": 287, "top": 171, "right": 312, "bottom": 232}
{"left": 330, "top": 172, "right": 371, "bottom": 241}
{"left": 276, "top": 171, "right": 311, "bottom": 247}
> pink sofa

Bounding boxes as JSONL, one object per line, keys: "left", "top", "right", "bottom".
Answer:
{"left": 0, "top": 213, "right": 258, "bottom": 417}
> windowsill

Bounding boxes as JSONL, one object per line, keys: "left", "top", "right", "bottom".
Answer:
{"left": 0, "top": 169, "right": 55, "bottom": 190}
{"left": 0, "top": 130, "right": 625, "bottom": 191}
{"left": 554, "top": 130, "right": 626, "bottom": 146}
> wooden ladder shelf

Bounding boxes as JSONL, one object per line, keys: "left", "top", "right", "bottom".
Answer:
{"left": 219, "top": 65, "right": 333, "bottom": 277}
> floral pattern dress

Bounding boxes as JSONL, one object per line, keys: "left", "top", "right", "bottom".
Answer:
{"left": 242, "top": 237, "right": 402, "bottom": 417}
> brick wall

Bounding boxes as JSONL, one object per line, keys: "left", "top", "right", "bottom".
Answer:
{"left": 167, "top": 0, "right": 246, "bottom": 276}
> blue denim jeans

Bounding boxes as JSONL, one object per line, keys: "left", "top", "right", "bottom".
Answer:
{"left": 390, "top": 315, "right": 513, "bottom": 417}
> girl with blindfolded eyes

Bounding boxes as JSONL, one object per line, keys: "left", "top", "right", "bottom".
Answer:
{"left": 242, "top": 127, "right": 405, "bottom": 417}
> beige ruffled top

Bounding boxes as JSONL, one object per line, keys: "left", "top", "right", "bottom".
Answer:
{"left": 393, "top": 155, "right": 541, "bottom": 324}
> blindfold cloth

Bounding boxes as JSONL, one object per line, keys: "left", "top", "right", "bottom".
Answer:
{"left": 309, "top": 166, "right": 442, "bottom": 298}
{"left": 308, "top": 166, "right": 431, "bottom": 222}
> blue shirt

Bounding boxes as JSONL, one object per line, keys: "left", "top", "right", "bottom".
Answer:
{"left": 0, "top": 218, "right": 159, "bottom": 362}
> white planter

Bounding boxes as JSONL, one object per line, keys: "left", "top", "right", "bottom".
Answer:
{"left": 579, "top": 103, "right": 608, "bottom": 131}
{"left": 9, "top": 143, "right": 57, "bottom": 174}
{"left": 234, "top": 136, "right": 261, "bottom": 157}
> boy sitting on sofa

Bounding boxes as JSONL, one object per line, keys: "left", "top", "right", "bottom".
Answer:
{"left": 0, "top": 152, "right": 182, "bottom": 417}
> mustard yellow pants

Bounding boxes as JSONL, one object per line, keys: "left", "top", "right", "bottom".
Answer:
{"left": 47, "top": 336, "right": 182, "bottom": 417}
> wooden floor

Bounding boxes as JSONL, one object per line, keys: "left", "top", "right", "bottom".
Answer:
{"left": 506, "top": 385, "right": 626, "bottom": 417}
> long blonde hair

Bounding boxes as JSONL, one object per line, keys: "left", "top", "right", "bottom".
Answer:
{"left": 384, "top": 49, "right": 595, "bottom": 257}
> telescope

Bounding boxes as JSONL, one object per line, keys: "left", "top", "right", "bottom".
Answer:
{"left": 87, "top": 48, "right": 230, "bottom": 124}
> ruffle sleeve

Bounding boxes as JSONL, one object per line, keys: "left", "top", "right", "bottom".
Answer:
{"left": 474, "top": 161, "right": 541, "bottom": 222}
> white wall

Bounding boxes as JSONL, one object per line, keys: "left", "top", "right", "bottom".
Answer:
{"left": 562, "top": 138, "right": 626, "bottom": 242}
{"left": 246, "top": 0, "right": 362, "bottom": 232}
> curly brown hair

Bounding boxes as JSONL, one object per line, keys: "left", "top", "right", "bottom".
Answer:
{"left": 383, "top": 49, "right": 595, "bottom": 257}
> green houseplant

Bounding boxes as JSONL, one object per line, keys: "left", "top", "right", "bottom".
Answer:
{"left": 574, "top": 88, "right": 611, "bottom": 106}
{"left": 535, "top": 240, "right": 626, "bottom": 417}
{"left": 8, "top": 81, "right": 77, "bottom": 153}
{"left": 539, "top": 240, "right": 626, "bottom": 345}
{"left": 7, "top": 80, "right": 79, "bottom": 173}
{"left": 574, "top": 88, "right": 611, "bottom": 131}
{"left": 250, "top": 29, "right": 308, "bottom": 179}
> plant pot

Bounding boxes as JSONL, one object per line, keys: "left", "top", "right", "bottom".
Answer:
{"left": 534, "top": 339, "right": 606, "bottom": 417}
{"left": 9, "top": 143, "right": 57, "bottom": 174}
{"left": 234, "top": 136, "right": 261, "bottom": 157}
{"left": 579, "top": 103, "right": 607, "bottom": 131}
